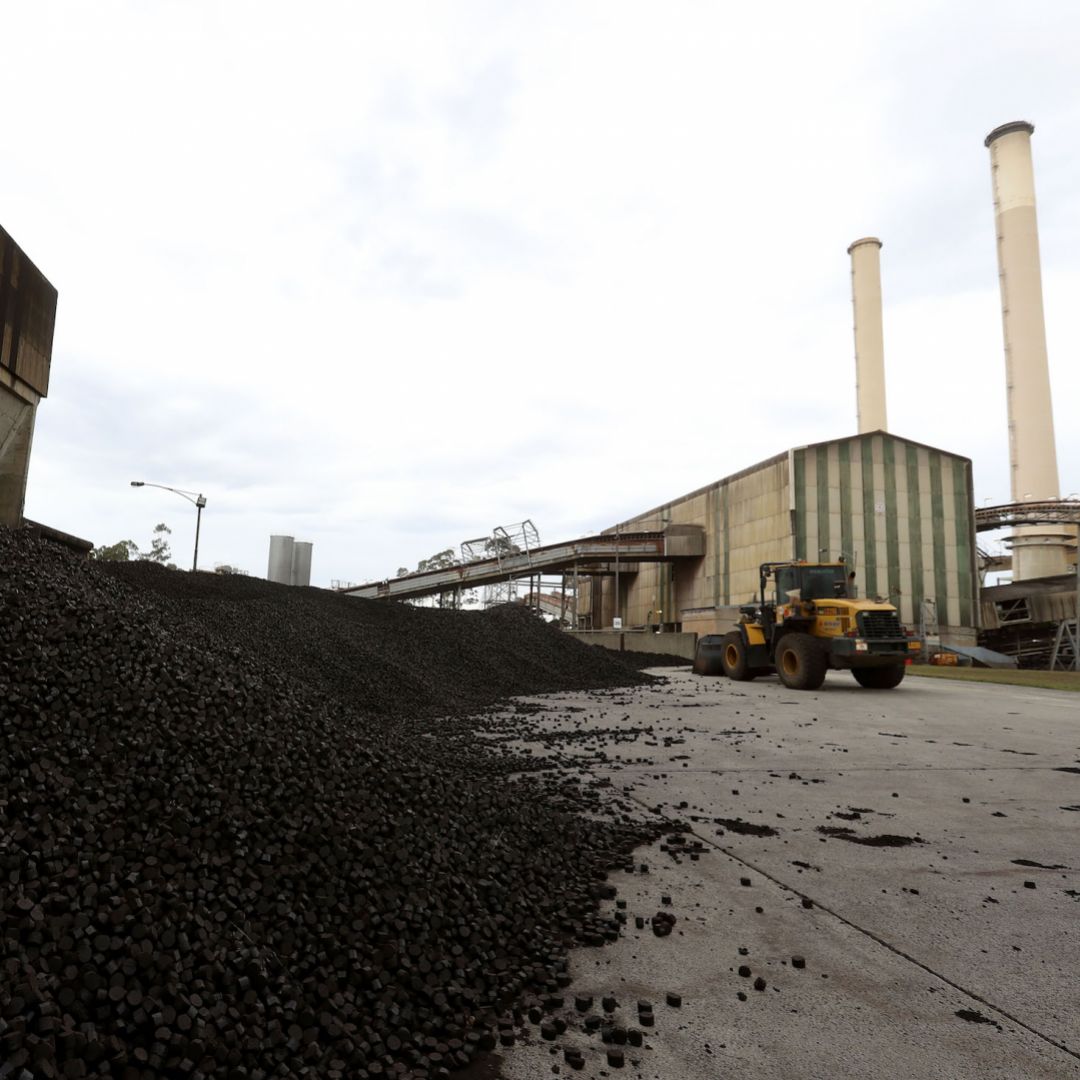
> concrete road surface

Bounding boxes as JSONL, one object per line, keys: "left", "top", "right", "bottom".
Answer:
{"left": 481, "top": 667, "right": 1080, "bottom": 1079}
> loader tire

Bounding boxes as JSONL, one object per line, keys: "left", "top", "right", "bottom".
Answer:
{"left": 775, "top": 633, "right": 827, "bottom": 691}
{"left": 720, "top": 631, "right": 756, "bottom": 681}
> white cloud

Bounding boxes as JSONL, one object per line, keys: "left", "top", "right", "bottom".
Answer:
{"left": 6, "top": 1, "right": 1078, "bottom": 583}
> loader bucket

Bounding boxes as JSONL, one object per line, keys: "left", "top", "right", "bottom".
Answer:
{"left": 692, "top": 635, "right": 726, "bottom": 676}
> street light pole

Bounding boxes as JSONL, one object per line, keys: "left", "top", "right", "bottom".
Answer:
{"left": 193, "top": 496, "right": 205, "bottom": 572}
{"left": 130, "top": 481, "right": 207, "bottom": 571}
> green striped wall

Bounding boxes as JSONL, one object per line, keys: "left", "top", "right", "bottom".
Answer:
{"left": 791, "top": 434, "right": 976, "bottom": 629}
{"left": 906, "top": 448, "right": 924, "bottom": 619}
{"left": 794, "top": 451, "right": 807, "bottom": 561}
{"left": 929, "top": 451, "right": 949, "bottom": 622}
{"left": 883, "top": 439, "right": 900, "bottom": 608}
{"left": 816, "top": 443, "right": 830, "bottom": 560}
{"left": 953, "top": 458, "right": 974, "bottom": 627}
{"left": 839, "top": 441, "right": 853, "bottom": 567}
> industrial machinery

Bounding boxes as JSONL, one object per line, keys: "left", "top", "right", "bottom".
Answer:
{"left": 692, "top": 561, "right": 920, "bottom": 690}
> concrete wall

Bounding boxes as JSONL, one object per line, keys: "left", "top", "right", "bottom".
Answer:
{"left": 578, "top": 453, "right": 793, "bottom": 630}
{"left": 568, "top": 630, "right": 697, "bottom": 661}
{"left": 0, "top": 380, "right": 37, "bottom": 526}
{"left": 681, "top": 605, "right": 744, "bottom": 638}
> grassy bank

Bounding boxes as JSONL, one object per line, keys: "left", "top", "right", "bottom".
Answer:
{"left": 907, "top": 664, "right": 1080, "bottom": 692}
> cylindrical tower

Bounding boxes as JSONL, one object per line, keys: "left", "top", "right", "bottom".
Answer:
{"left": 267, "top": 535, "right": 295, "bottom": 584}
{"left": 848, "top": 237, "right": 888, "bottom": 433}
{"left": 291, "top": 541, "right": 313, "bottom": 588}
{"left": 985, "top": 121, "right": 1069, "bottom": 579}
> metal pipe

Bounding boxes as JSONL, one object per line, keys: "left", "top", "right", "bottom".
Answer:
{"left": 614, "top": 523, "right": 620, "bottom": 628}
{"left": 573, "top": 560, "right": 579, "bottom": 628}
{"left": 985, "top": 121, "right": 1069, "bottom": 579}
{"left": 848, "top": 237, "right": 887, "bottom": 433}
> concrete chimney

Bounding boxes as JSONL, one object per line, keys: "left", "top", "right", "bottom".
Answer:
{"left": 848, "top": 237, "right": 887, "bottom": 433}
{"left": 985, "top": 121, "right": 1069, "bottom": 580}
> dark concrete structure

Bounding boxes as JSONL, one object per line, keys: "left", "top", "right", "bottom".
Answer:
{"left": 1, "top": 224, "right": 57, "bottom": 526}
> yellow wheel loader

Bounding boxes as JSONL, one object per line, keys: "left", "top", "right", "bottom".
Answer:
{"left": 692, "top": 561, "right": 920, "bottom": 691}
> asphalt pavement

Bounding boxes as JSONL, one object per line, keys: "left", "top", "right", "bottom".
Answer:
{"left": 481, "top": 666, "right": 1080, "bottom": 1079}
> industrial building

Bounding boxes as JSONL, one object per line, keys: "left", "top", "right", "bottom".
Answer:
{"left": 577, "top": 432, "right": 977, "bottom": 647}
{"left": 349, "top": 119, "right": 1075, "bottom": 667}
{"left": 1, "top": 225, "right": 56, "bottom": 529}
{"left": 974, "top": 121, "right": 1079, "bottom": 665}
{"left": 572, "top": 120, "right": 1077, "bottom": 666}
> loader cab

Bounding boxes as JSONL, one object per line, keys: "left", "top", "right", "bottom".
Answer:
{"left": 770, "top": 563, "right": 849, "bottom": 605}
{"left": 775, "top": 565, "right": 800, "bottom": 605}
{"left": 802, "top": 564, "right": 849, "bottom": 600}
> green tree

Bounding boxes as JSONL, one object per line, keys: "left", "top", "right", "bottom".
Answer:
{"left": 91, "top": 523, "right": 176, "bottom": 567}
{"left": 484, "top": 535, "right": 520, "bottom": 558}
{"left": 143, "top": 523, "right": 173, "bottom": 565}
{"left": 415, "top": 548, "right": 468, "bottom": 609}
{"left": 417, "top": 548, "right": 456, "bottom": 574}
{"left": 90, "top": 539, "right": 139, "bottom": 561}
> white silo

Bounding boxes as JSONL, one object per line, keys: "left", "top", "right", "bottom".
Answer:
{"left": 268, "top": 535, "right": 295, "bottom": 584}
{"left": 291, "top": 541, "right": 313, "bottom": 588}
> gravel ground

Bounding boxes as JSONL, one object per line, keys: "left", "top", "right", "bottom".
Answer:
{"left": 0, "top": 530, "right": 669, "bottom": 1079}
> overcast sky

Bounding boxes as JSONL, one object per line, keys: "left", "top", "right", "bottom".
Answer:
{"left": 5, "top": 1, "right": 1079, "bottom": 584}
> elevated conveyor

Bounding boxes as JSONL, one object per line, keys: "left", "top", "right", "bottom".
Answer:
{"left": 340, "top": 525, "right": 705, "bottom": 602}
{"left": 975, "top": 500, "right": 1080, "bottom": 532}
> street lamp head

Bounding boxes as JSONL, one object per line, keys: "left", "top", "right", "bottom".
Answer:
{"left": 130, "top": 481, "right": 144, "bottom": 487}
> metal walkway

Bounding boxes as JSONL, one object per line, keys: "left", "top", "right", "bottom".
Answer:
{"left": 340, "top": 526, "right": 704, "bottom": 602}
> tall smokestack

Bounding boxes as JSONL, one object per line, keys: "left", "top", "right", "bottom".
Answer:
{"left": 985, "top": 121, "right": 1068, "bottom": 580}
{"left": 848, "top": 237, "right": 887, "bottom": 433}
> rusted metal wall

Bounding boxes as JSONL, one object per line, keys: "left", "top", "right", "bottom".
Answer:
{"left": 1, "top": 225, "right": 57, "bottom": 399}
